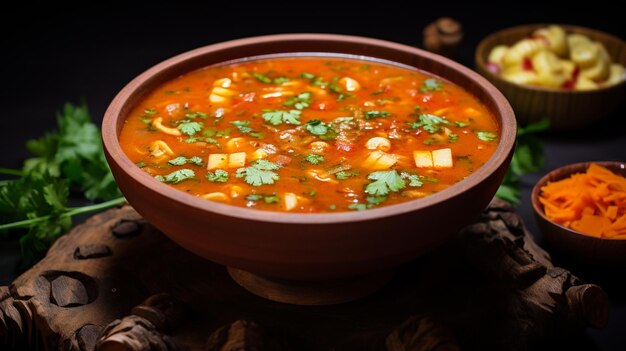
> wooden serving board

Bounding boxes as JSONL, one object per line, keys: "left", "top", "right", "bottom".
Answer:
{"left": 0, "top": 199, "right": 608, "bottom": 351}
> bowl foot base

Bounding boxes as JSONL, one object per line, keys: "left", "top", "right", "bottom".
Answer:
{"left": 227, "top": 267, "right": 392, "bottom": 305}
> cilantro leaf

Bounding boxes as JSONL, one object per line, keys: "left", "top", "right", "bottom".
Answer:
{"left": 365, "top": 170, "right": 406, "bottom": 196}
{"left": 477, "top": 131, "right": 498, "bottom": 142}
{"left": 273, "top": 77, "right": 290, "bottom": 84}
{"left": 411, "top": 114, "right": 452, "bottom": 134}
{"left": 305, "top": 120, "right": 337, "bottom": 140}
{"left": 335, "top": 170, "right": 358, "bottom": 180}
{"left": 23, "top": 103, "right": 121, "bottom": 201}
{"left": 348, "top": 203, "right": 368, "bottom": 211}
{"left": 304, "top": 154, "right": 325, "bottom": 165}
{"left": 420, "top": 78, "right": 443, "bottom": 93}
{"left": 168, "top": 156, "right": 204, "bottom": 166}
{"left": 262, "top": 110, "right": 302, "bottom": 126}
{"left": 448, "top": 133, "right": 459, "bottom": 143}
{"left": 283, "top": 92, "right": 312, "bottom": 110}
{"left": 236, "top": 160, "right": 281, "bottom": 186}
{"left": 364, "top": 110, "right": 391, "bottom": 120}
{"left": 185, "top": 111, "right": 208, "bottom": 119}
{"left": 401, "top": 172, "right": 424, "bottom": 187}
{"left": 251, "top": 72, "right": 272, "bottom": 83}
{"left": 231, "top": 120, "right": 264, "bottom": 138}
{"left": 168, "top": 156, "right": 188, "bottom": 166}
{"left": 206, "top": 169, "right": 229, "bottom": 182}
{"left": 177, "top": 121, "right": 203, "bottom": 136}
{"left": 156, "top": 169, "right": 196, "bottom": 184}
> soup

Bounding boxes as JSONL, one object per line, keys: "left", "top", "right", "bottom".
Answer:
{"left": 119, "top": 56, "right": 499, "bottom": 213}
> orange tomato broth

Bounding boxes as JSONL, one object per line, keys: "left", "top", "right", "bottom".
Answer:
{"left": 119, "top": 56, "right": 499, "bottom": 213}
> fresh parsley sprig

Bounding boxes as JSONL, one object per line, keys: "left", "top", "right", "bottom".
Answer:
{"left": 0, "top": 103, "right": 125, "bottom": 267}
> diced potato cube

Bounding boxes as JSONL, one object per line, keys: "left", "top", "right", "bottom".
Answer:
{"left": 207, "top": 154, "right": 228, "bottom": 170}
{"left": 228, "top": 152, "right": 247, "bottom": 168}
{"left": 432, "top": 148, "right": 453, "bottom": 168}
{"left": 413, "top": 150, "right": 433, "bottom": 168}
{"left": 251, "top": 148, "right": 269, "bottom": 160}
{"left": 283, "top": 192, "right": 298, "bottom": 211}
{"left": 201, "top": 192, "right": 229, "bottom": 202}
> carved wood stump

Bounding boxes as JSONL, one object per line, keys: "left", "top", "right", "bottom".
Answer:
{"left": 0, "top": 199, "right": 608, "bottom": 350}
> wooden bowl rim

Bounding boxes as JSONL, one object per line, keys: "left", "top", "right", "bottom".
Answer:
{"left": 103, "top": 33, "right": 516, "bottom": 225}
{"left": 475, "top": 23, "right": 626, "bottom": 94}
{"left": 531, "top": 161, "right": 626, "bottom": 241}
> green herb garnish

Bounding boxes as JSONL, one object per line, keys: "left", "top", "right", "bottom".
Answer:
{"left": 304, "top": 154, "right": 325, "bottom": 165}
{"left": 236, "top": 160, "right": 281, "bottom": 186}
{"left": 206, "top": 169, "right": 229, "bottom": 183}
{"left": 262, "top": 110, "right": 302, "bottom": 126}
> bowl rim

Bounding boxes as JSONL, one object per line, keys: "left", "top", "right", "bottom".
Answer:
{"left": 103, "top": 33, "right": 516, "bottom": 224}
{"left": 475, "top": 23, "right": 626, "bottom": 94}
{"left": 531, "top": 160, "right": 626, "bottom": 241}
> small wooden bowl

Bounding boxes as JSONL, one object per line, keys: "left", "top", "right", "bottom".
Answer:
{"left": 476, "top": 24, "right": 626, "bottom": 130}
{"left": 531, "top": 161, "right": 626, "bottom": 265}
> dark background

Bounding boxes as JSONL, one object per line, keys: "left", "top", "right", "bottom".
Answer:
{"left": 1, "top": 2, "right": 625, "bottom": 350}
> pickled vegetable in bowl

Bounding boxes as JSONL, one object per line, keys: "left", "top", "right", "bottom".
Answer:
{"left": 487, "top": 25, "right": 626, "bottom": 90}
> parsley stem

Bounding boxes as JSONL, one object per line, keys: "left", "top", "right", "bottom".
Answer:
{"left": 0, "top": 167, "right": 24, "bottom": 177}
{"left": 66, "top": 197, "right": 127, "bottom": 216}
{"left": 0, "top": 196, "right": 126, "bottom": 232}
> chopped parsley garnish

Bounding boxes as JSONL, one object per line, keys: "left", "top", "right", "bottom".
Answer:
{"left": 245, "top": 193, "right": 280, "bottom": 204}
{"left": 305, "top": 120, "right": 337, "bottom": 140}
{"left": 401, "top": 172, "right": 424, "bottom": 187}
{"left": 424, "top": 137, "right": 442, "bottom": 145}
{"left": 185, "top": 111, "right": 208, "bottom": 119}
{"left": 272, "top": 77, "right": 290, "bottom": 84}
{"left": 477, "top": 131, "right": 498, "bottom": 142}
{"left": 304, "top": 154, "right": 325, "bottom": 165}
{"left": 364, "top": 110, "right": 391, "bottom": 120}
{"left": 410, "top": 114, "right": 463, "bottom": 134}
{"left": 236, "top": 160, "right": 281, "bottom": 186}
{"left": 135, "top": 161, "right": 146, "bottom": 168}
{"left": 262, "top": 110, "right": 301, "bottom": 126}
{"left": 300, "top": 72, "right": 316, "bottom": 80}
{"left": 205, "top": 169, "right": 229, "bottom": 183}
{"left": 177, "top": 121, "right": 203, "bottom": 136}
{"left": 365, "top": 170, "right": 406, "bottom": 196}
{"left": 448, "top": 133, "right": 459, "bottom": 143}
{"left": 230, "top": 120, "right": 264, "bottom": 138}
{"left": 455, "top": 121, "right": 469, "bottom": 127}
{"left": 251, "top": 72, "right": 272, "bottom": 83}
{"left": 348, "top": 203, "right": 368, "bottom": 211}
{"left": 155, "top": 169, "right": 195, "bottom": 184}
{"left": 251, "top": 72, "right": 289, "bottom": 85}
{"left": 168, "top": 156, "right": 203, "bottom": 166}
{"left": 144, "top": 108, "right": 157, "bottom": 116}
{"left": 283, "top": 92, "right": 312, "bottom": 110}
{"left": 349, "top": 195, "right": 388, "bottom": 211}
{"left": 335, "top": 170, "right": 358, "bottom": 180}
{"left": 371, "top": 89, "right": 385, "bottom": 95}
{"left": 420, "top": 78, "right": 444, "bottom": 93}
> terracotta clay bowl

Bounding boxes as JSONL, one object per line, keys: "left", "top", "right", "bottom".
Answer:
{"left": 102, "top": 34, "right": 516, "bottom": 304}
{"left": 532, "top": 161, "right": 626, "bottom": 266}
{"left": 476, "top": 24, "right": 626, "bottom": 130}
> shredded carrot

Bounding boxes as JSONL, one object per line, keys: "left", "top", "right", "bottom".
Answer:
{"left": 540, "top": 163, "right": 626, "bottom": 239}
